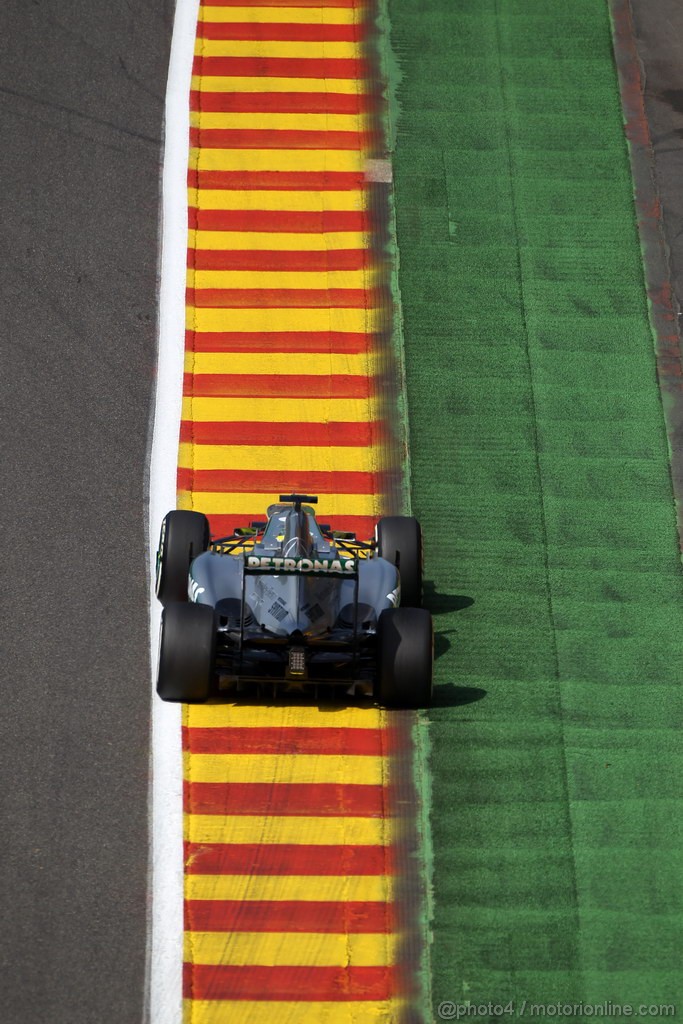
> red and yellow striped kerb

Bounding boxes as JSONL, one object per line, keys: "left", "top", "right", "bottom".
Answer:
{"left": 179, "top": 1, "right": 420, "bottom": 1020}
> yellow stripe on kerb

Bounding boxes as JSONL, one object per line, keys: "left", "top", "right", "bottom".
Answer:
{"left": 184, "top": 931, "right": 396, "bottom": 968}
{"left": 188, "top": 188, "right": 366, "bottom": 211}
{"left": 178, "top": 491, "right": 380, "bottom": 518}
{"left": 186, "top": 874, "right": 393, "bottom": 902}
{"left": 184, "top": 814, "right": 388, "bottom": 845}
{"left": 189, "top": 229, "right": 368, "bottom": 251}
{"left": 179, "top": 443, "right": 379, "bottom": 473}
{"left": 186, "top": 306, "right": 378, "bottom": 333}
{"left": 190, "top": 148, "right": 364, "bottom": 173}
{"left": 180, "top": 396, "right": 377, "bottom": 423}
{"left": 186, "top": 704, "right": 386, "bottom": 728}
{"left": 191, "top": 75, "right": 367, "bottom": 94}
{"left": 184, "top": 752, "right": 387, "bottom": 786}
{"left": 197, "top": 6, "right": 360, "bottom": 25}
{"left": 191, "top": 111, "right": 363, "bottom": 131}
{"left": 195, "top": 40, "right": 359, "bottom": 59}
{"left": 184, "top": 351, "right": 374, "bottom": 375}
{"left": 187, "top": 268, "right": 372, "bottom": 288}
{"left": 183, "top": 1002, "right": 403, "bottom": 1024}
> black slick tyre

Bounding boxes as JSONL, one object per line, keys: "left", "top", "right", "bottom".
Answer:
{"left": 375, "top": 607, "right": 433, "bottom": 709}
{"left": 375, "top": 516, "right": 423, "bottom": 607}
{"left": 156, "top": 510, "right": 210, "bottom": 605}
{"left": 157, "top": 602, "right": 216, "bottom": 703}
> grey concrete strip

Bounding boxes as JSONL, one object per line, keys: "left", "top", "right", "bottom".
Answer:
{"left": 0, "top": 2, "right": 173, "bottom": 1021}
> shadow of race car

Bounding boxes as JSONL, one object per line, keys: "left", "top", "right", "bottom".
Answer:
{"left": 154, "top": 494, "right": 433, "bottom": 708}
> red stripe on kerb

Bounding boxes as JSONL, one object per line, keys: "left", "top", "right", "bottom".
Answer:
{"left": 187, "top": 288, "right": 373, "bottom": 308}
{"left": 179, "top": 420, "right": 375, "bottom": 444}
{"left": 189, "top": 126, "right": 367, "bottom": 150}
{"left": 188, "top": 209, "right": 369, "bottom": 233}
{"left": 185, "top": 782, "right": 387, "bottom": 817}
{"left": 177, "top": 468, "right": 377, "bottom": 493}
{"left": 186, "top": 842, "right": 392, "bottom": 875}
{"left": 188, "top": 169, "right": 364, "bottom": 190}
{"left": 185, "top": 900, "right": 394, "bottom": 932}
{"left": 189, "top": 249, "right": 369, "bottom": 271}
{"left": 198, "top": 23, "right": 366, "bottom": 43}
{"left": 192, "top": 56, "right": 367, "bottom": 79}
{"left": 183, "top": 963, "right": 394, "bottom": 1001}
{"left": 185, "top": 331, "right": 372, "bottom": 353}
{"left": 183, "top": 726, "right": 394, "bottom": 755}
{"left": 191, "top": 91, "right": 373, "bottom": 115}
{"left": 182, "top": 374, "right": 371, "bottom": 398}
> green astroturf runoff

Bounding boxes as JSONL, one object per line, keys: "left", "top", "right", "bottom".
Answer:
{"left": 388, "top": 0, "right": 683, "bottom": 1011}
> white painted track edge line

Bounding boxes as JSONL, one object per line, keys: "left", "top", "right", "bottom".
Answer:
{"left": 147, "top": 2, "right": 200, "bottom": 1023}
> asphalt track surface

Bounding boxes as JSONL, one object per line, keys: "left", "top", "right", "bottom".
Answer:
{"left": 0, "top": 3, "right": 172, "bottom": 1022}
{"left": 631, "top": 0, "right": 683, "bottom": 318}
{"left": 1, "top": 2, "right": 682, "bottom": 1023}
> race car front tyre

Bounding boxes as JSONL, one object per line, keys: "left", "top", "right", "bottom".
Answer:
{"left": 156, "top": 509, "right": 210, "bottom": 605}
{"left": 157, "top": 602, "right": 216, "bottom": 703}
{"left": 375, "top": 516, "right": 423, "bottom": 607}
{"left": 375, "top": 607, "right": 433, "bottom": 709}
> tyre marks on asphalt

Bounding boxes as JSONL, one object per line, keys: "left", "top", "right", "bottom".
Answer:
{"left": 178, "top": 2, "right": 421, "bottom": 1021}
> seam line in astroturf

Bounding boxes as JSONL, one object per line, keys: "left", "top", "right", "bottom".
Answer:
{"left": 492, "top": 0, "right": 583, "bottom": 972}
{"left": 492, "top": 1, "right": 561, "bottom": 686}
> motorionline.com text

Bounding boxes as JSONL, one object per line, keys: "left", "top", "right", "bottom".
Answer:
{"left": 437, "top": 1002, "right": 676, "bottom": 1020}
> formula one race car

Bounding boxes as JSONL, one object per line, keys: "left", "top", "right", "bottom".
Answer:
{"left": 154, "top": 494, "right": 433, "bottom": 708}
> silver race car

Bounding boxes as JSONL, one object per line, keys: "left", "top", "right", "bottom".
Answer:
{"left": 155, "top": 494, "right": 433, "bottom": 708}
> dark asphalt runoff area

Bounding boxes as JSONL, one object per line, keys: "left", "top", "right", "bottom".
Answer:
{"left": 0, "top": 2, "right": 173, "bottom": 1022}
{"left": 631, "top": 0, "right": 683, "bottom": 317}
{"left": 1, "top": 2, "right": 682, "bottom": 1023}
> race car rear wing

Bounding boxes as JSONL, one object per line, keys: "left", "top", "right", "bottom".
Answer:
{"left": 242, "top": 553, "right": 358, "bottom": 579}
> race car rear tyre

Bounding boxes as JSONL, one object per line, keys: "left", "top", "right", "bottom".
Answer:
{"left": 157, "top": 602, "right": 216, "bottom": 703}
{"left": 375, "top": 607, "right": 433, "bottom": 709}
{"left": 156, "top": 510, "right": 210, "bottom": 605}
{"left": 375, "top": 516, "right": 423, "bottom": 607}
